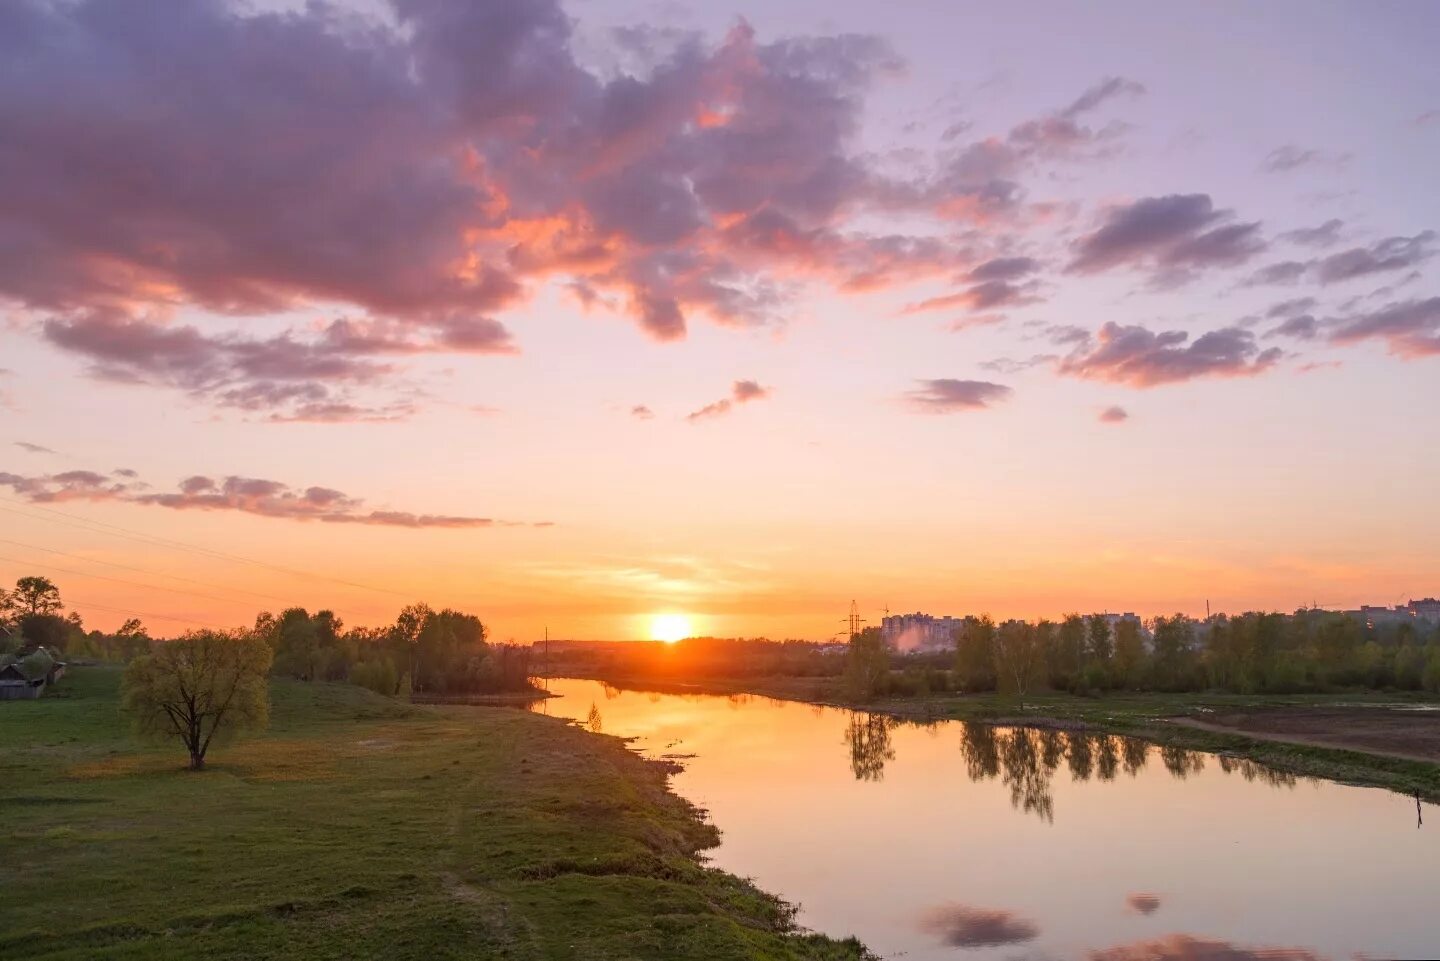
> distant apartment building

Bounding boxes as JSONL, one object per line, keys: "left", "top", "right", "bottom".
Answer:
{"left": 1096, "top": 612, "right": 1144, "bottom": 633}
{"left": 880, "top": 612, "right": 966, "bottom": 651}
{"left": 1408, "top": 598, "right": 1440, "bottom": 623}
{"left": 1342, "top": 598, "right": 1440, "bottom": 628}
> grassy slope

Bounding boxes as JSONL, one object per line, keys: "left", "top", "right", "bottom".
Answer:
{"left": 585, "top": 673, "right": 1440, "bottom": 801}
{"left": 0, "top": 667, "right": 867, "bottom": 961}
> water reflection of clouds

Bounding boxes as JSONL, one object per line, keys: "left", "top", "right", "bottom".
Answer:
{"left": 1126, "top": 893, "right": 1162, "bottom": 916}
{"left": 916, "top": 902, "right": 1040, "bottom": 948}
{"left": 843, "top": 716, "right": 1304, "bottom": 821}
{"left": 1086, "top": 934, "right": 1324, "bottom": 960}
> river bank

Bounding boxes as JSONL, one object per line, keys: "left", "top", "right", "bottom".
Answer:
{"left": 567, "top": 673, "right": 1440, "bottom": 802}
{"left": 0, "top": 667, "right": 869, "bottom": 960}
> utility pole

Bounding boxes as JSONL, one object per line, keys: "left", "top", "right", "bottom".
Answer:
{"left": 841, "top": 600, "right": 866, "bottom": 640}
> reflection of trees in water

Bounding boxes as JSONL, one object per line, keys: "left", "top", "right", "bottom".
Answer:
{"left": 1217, "top": 754, "right": 1298, "bottom": 788}
{"left": 601, "top": 682, "right": 621, "bottom": 700}
{"left": 959, "top": 722, "right": 1001, "bottom": 781}
{"left": 1065, "top": 731, "right": 1094, "bottom": 781}
{"left": 999, "top": 728, "right": 1054, "bottom": 823}
{"left": 1160, "top": 745, "right": 1206, "bottom": 778}
{"left": 847, "top": 712, "right": 896, "bottom": 782}
{"left": 949, "top": 725, "right": 1297, "bottom": 822}
{"left": 1095, "top": 735, "right": 1120, "bottom": 781}
{"left": 1038, "top": 729, "right": 1065, "bottom": 774}
{"left": 1122, "top": 736, "right": 1149, "bottom": 776}
{"left": 847, "top": 717, "right": 1305, "bottom": 820}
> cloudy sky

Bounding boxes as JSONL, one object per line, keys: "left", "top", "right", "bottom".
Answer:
{"left": 1, "top": 0, "right": 1437, "bottom": 639}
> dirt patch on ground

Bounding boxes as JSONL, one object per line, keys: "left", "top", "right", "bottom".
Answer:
{"left": 1169, "top": 707, "right": 1440, "bottom": 764}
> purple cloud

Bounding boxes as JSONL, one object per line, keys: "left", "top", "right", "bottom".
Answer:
{"left": 14, "top": 441, "right": 57, "bottom": 455}
{"left": 630, "top": 404, "right": 654, "bottom": 419}
{"left": 1058, "top": 323, "right": 1283, "bottom": 387}
{"left": 905, "top": 379, "right": 1012, "bottom": 412}
{"left": 1328, "top": 296, "right": 1440, "bottom": 357}
{"left": 1314, "top": 231, "right": 1435, "bottom": 284}
{"left": 1262, "top": 144, "right": 1350, "bottom": 174}
{"left": 1266, "top": 314, "right": 1320, "bottom": 340}
{"left": 967, "top": 256, "right": 1041, "bottom": 282}
{"left": 1243, "top": 260, "right": 1310, "bottom": 287}
{"left": 10, "top": 0, "right": 1081, "bottom": 408}
{"left": 902, "top": 279, "right": 1039, "bottom": 315}
{"left": 980, "top": 354, "right": 1056, "bottom": 375}
{"left": 1068, "top": 194, "right": 1265, "bottom": 278}
{"left": 685, "top": 379, "right": 773, "bottom": 421}
{"left": 1266, "top": 297, "right": 1318, "bottom": 318}
{"left": 0, "top": 468, "right": 545, "bottom": 528}
{"left": 1278, "top": 219, "right": 1344, "bottom": 249}
{"left": 38, "top": 311, "right": 513, "bottom": 421}
{"left": 1098, "top": 405, "right": 1129, "bottom": 424}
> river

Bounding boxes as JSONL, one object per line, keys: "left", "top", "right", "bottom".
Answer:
{"left": 532, "top": 677, "right": 1437, "bottom": 960}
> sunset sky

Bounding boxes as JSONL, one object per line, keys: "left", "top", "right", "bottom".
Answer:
{"left": 2, "top": 0, "right": 1437, "bottom": 640}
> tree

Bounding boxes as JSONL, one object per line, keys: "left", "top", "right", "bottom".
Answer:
{"left": 842, "top": 627, "right": 890, "bottom": 699}
{"left": 19, "top": 613, "right": 69, "bottom": 650}
{"left": 993, "top": 620, "right": 1044, "bottom": 701}
{"left": 1052, "top": 614, "right": 1087, "bottom": 689}
{"left": 121, "top": 630, "right": 272, "bottom": 770}
{"left": 1113, "top": 618, "right": 1145, "bottom": 688}
{"left": 9, "top": 576, "right": 62, "bottom": 618}
{"left": 1150, "top": 615, "right": 1196, "bottom": 690}
{"left": 1087, "top": 615, "right": 1113, "bottom": 665}
{"left": 955, "top": 615, "right": 997, "bottom": 692}
{"left": 392, "top": 603, "right": 433, "bottom": 686}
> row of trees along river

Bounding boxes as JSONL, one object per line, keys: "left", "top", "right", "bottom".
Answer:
{"left": 843, "top": 609, "right": 1440, "bottom": 699}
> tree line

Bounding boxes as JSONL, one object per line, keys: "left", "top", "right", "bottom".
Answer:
{"left": 0, "top": 576, "right": 534, "bottom": 699}
{"left": 845, "top": 609, "right": 1440, "bottom": 699}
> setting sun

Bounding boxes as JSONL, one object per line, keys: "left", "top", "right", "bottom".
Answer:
{"left": 650, "top": 614, "right": 692, "bottom": 643}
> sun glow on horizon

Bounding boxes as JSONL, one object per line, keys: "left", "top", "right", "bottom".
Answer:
{"left": 650, "top": 614, "right": 692, "bottom": 643}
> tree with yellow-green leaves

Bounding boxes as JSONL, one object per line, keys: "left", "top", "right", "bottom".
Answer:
{"left": 121, "top": 630, "right": 273, "bottom": 770}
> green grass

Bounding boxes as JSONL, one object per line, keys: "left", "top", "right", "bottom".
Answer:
{"left": 0, "top": 667, "right": 868, "bottom": 961}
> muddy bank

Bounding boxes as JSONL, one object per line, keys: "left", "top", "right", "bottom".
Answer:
{"left": 1169, "top": 707, "right": 1440, "bottom": 764}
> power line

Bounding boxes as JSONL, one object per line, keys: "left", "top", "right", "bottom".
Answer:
{"left": 0, "top": 537, "right": 292, "bottom": 605}
{"left": 0, "top": 552, "right": 253, "bottom": 606}
{"left": 63, "top": 595, "right": 236, "bottom": 631}
{"left": 0, "top": 497, "right": 413, "bottom": 599}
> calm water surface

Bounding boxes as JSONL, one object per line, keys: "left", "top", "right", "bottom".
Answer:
{"left": 533, "top": 678, "right": 1437, "bottom": 961}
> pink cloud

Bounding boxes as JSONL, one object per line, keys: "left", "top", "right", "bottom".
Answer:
{"left": 0, "top": 468, "right": 543, "bottom": 528}
{"left": 0, "top": 0, "right": 1165, "bottom": 418}
{"left": 685, "top": 379, "right": 773, "bottom": 421}
{"left": 1057, "top": 323, "right": 1283, "bottom": 387}
{"left": 905, "top": 379, "right": 1012, "bottom": 412}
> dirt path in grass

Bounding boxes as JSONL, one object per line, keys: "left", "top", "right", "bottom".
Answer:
{"left": 1167, "top": 709, "right": 1440, "bottom": 765}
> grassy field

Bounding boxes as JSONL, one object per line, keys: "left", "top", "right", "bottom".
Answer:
{"left": 586, "top": 673, "right": 1440, "bottom": 801}
{"left": 0, "top": 667, "right": 868, "bottom": 961}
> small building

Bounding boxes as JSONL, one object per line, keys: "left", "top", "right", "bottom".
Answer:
{"left": 0, "top": 646, "right": 66, "bottom": 700}
{"left": 0, "top": 661, "right": 47, "bottom": 700}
